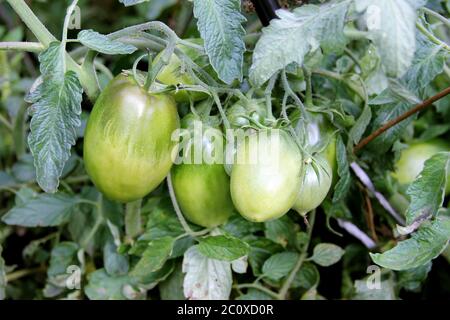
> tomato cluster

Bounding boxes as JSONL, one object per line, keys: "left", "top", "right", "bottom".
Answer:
{"left": 83, "top": 45, "right": 343, "bottom": 227}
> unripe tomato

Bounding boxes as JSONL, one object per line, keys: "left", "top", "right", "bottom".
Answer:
{"left": 230, "top": 129, "right": 303, "bottom": 222}
{"left": 392, "top": 139, "right": 450, "bottom": 194}
{"left": 84, "top": 74, "right": 179, "bottom": 203}
{"left": 155, "top": 39, "right": 208, "bottom": 103}
{"left": 293, "top": 155, "right": 332, "bottom": 216}
{"left": 171, "top": 115, "right": 234, "bottom": 228}
{"left": 292, "top": 110, "right": 337, "bottom": 174}
{"left": 226, "top": 98, "right": 267, "bottom": 128}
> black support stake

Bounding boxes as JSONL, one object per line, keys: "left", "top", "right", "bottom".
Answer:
{"left": 250, "top": 0, "right": 281, "bottom": 26}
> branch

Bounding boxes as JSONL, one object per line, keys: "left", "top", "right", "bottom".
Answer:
{"left": 354, "top": 86, "right": 450, "bottom": 152}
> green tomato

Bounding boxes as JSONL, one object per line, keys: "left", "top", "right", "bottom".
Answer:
{"left": 171, "top": 115, "right": 234, "bottom": 228}
{"left": 155, "top": 39, "right": 208, "bottom": 103}
{"left": 84, "top": 74, "right": 179, "bottom": 203}
{"left": 292, "top": 111, "right": 337, "bottom": 173}
{"left": 293, "top": 155, "right": 332, "bottom": 216}
{"left": 226, "top": 98, "right": 267, "bottom": 128}
{"left": 392, "top": 139, "right": 450, "bottom": 195}
{"left": 230, "top": 129, "right": 302, "bottom": 222}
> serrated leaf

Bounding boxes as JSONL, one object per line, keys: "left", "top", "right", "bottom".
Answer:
{"left": 311, "top": 243, "right": 344, "bottom": 267}
{"left": 27, "top": 41, "right": 83, "bottom": 193}
{"left": 130, "top": 237, "right": 174, "bottom": 278}
{"left": 78, "top": 30, "right": 137, "bottom": 55}
{"left": 28, "top": 71, "right": 82, "bottom": 193}
{"left": 197, "top": 235, "right": 250, "bottom": 261}
{"left": 402, "top": 33, "right": 447, "bottom": 93}
{"left": 0, "top": 245, "right": 6, "bottom": 300}
{"left": 370, "top": 216, "right": 450, "bottom": 270}
{"left": 192, "top": 0, "right": 246, "bottom": 84}
{"left": 349, "top": 103, "right": 372, "bottom": 144}
{"left": 250, "top": 0, "right": 351, "bottom": 86}
{"left": 182, "top": 245, "right": 232, "bottom": 300}
{"left": 333, "top": 136, "right": 351, "bottom": 202}
{"left": 118, "top": 0, "right": 149, "bottom": 6}
{"left": 38, "top": 42, "right": 64, "bottom": 80}
{"left": 262, "top": 251, "right": 299, "bottom": 280}
{"left": 362, "top": 0, "right": 418, "bottom": 78}
{"left": 2, "top": 193, "right": 79, "bottom": 227}
{"left": 405, "top": 152, "right": 450, "bottom": 225}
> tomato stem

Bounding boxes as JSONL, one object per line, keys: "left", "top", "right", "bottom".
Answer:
{"left": 143, "top": 50, "right": 153, "bottom": 91}
{"left": 278, "top": 210, "right": 316, "bottom": 300}
{"left": 125, "top": 199, "right": 143, "bottom": 240}
{"left": 167, "top": 172, "right": 196, "bottom": 236}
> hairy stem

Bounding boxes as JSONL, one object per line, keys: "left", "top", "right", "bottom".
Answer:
{"left": 5, "top": 0, "right": 56, "bottom": 46}
{"left": 0, "top": 42, "right": 44, "bottom": 52}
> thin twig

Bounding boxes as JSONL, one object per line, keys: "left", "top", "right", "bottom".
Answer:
{"left": 354, "top": 86, "right": 450, "bottom": 152}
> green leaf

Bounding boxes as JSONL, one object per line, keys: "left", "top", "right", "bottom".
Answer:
{"left": 47, "top": 242, "right": 79, "bottom": 277}
{"left": 250, "top": 0, "right": 351, "bottom": 86}
{"left": 28, "top": 52, "right": 83, "bottom": 193}
{"left": 264, "top": 215, "right": 296, "bottom": 248}
{"left": 398, "top": 262, "right": 432, "bottom": 292}
{"left": 0, "top": 244, "right": 6, "bottom": 300}
{"left": 182, "top": 245, "right": 232, "bottom": 300}
{"left": 159, "top": 263, "right": 185, "bottom": 300}
{"left": 130, "top": 237, "right": 174, "bottom": 278}
{"left": 402, "top": 33, "right": 447, "bottom": 93}
{"left": 192, "top": 0, "right": 246, "bottom": 84}
{"left": 292, "top": 262, "right": 320, "bottom": 289}
{"left": 78, "top": 30, "right": 137, "bottom": 55}
{"left": 359, "top": 0, "right": 419, "bottom": 78}
{"left": 144, "top": 198, "right": 185, "bottom": 239}
{"left": 262, "top": 251, "right": 299, "bottom": 280}
{"left": 118, "top": 0, "right": 149, "bottom": 6}
{"left": 333, "top": 136, "right": 351, "bottom": 202}
{"left": 135, "top": 260, "right": 175, "bottom": 287}
{"left": 405, "top": 153, "right": 450, "bottom": 225}
{"left": 85, "top": 269, "right": 144, "bottom": 300}
{"left": 349, "top": 103, "right": 372, "bottom": 145}
{"left": 38, "top": 42, "right": 65, "bottom": 80}
{"left": 370, "top": 216, "right": 450, "bottom": 270}
{"left": 2, "top": 193, "right": 79, "bottom": 227}
{"left": 197, "top": 235, "right": 250, "bottom": 261}
{"left": 222, "top": 214, "right": 263, "bottom": 238}
{"left": 311, "top": 243, "right": 345, "bottom": 267}
{"left": 104, "top": 240, "right": 129, "bottom": 277}
{"left": 247, "top": 238, "right": 283, "bottom": 275}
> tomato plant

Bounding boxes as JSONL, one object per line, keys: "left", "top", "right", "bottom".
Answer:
{"left": 0, "top": 0, "right": 450, "bottom": 303}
